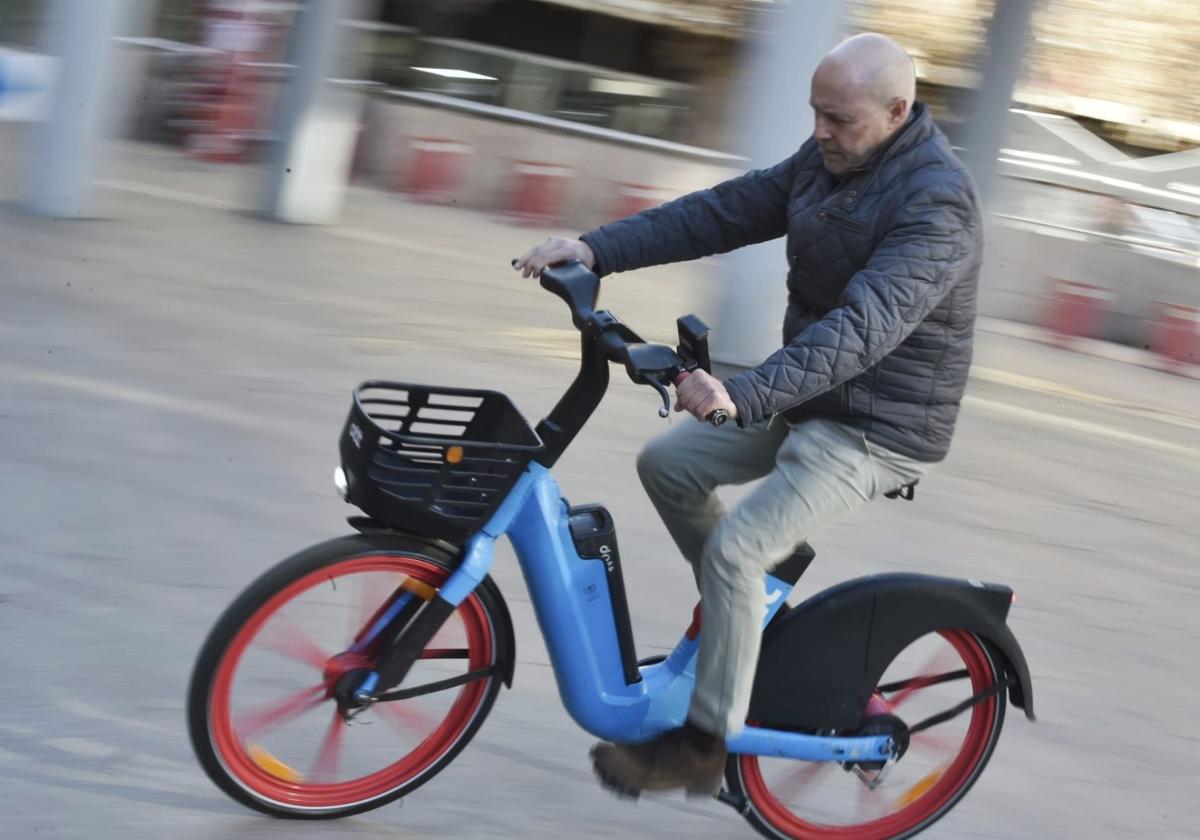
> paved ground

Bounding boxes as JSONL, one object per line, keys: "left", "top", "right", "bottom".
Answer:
{"left": 1, "top": 137, "right": 1199, "bottom": 839}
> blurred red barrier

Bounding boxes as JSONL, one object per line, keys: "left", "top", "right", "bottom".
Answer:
{"left": 506, "top": 161, "right": 572, "bottom": 226}
{"left": 399, "top": 137, "right": 473, "bottom": 203}
{"left": 186, "top": 59, "right": 264, "bottom": 162}
{"left": 1045, "top": 279, "right": 1113, "bottom": 348}
{"left": 185, "top": 4, "right": 287, "bottom": 164}
{"left": 1150, "top": 300, "right": 1200, "bottom": 374}
{"left": 610, "top": 182, "right": 674, "bottom": 221}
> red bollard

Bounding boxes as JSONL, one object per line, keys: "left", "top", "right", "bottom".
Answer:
{"left": 1150, "top": 300, "right": 1200, "bottom": 374}
{"left": 187, "top": 59, "right": 263, "bottom": 163}
{"left": 611, "top": 182, "right": 674, "bottom": 221}
{"left": 1044, "top": 279, "right": 1113, "bottom": 348}
{"left": 506, "top": 161, "right": 572, "bottom": 226}
{"left": 399, "top": 138, "right": 473, "bottom": 204}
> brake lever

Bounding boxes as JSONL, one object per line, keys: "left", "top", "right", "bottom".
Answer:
{"left": 647, "top": 377, "right": 671, "bottom": 418}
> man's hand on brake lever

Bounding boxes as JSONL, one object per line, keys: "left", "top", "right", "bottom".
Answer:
{"left": 512, "top": 237, "right": 595, "bottom": 278}
{"left": 674, "top": 370, "right": 738, "bottom": 424}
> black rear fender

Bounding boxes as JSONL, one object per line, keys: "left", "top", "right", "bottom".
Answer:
{"left": 748, "top": 573, "right": 1034, "bottom": 731}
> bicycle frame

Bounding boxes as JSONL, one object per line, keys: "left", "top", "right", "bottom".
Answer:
{"left": 345, "top": 264, "right": 894, "bottom": 764}
{"left": 414, "top": 461, "right": 894, "bottom": 765}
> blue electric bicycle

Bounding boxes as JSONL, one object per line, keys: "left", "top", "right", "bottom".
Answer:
{"left": 187, "top": 262, "right": 1035, "bottom": 839}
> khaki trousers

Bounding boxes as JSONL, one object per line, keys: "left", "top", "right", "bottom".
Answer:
{"left": 637, "top": 416, "right": 929, "bottom": 735}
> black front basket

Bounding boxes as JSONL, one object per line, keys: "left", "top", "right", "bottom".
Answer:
{"left": 339, "top": 382, "right": 543, "bottom": 542}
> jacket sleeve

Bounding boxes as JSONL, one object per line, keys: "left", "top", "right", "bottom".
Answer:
{"left": 724, "top": 181, "right": 978, "bottom": 426}
{"left": 579, "top": 152, "right": 801, "bottom": 278}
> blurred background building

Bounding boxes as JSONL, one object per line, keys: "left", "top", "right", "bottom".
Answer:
{"left": 1, "top": 0, "right": 1198, "bottom": 357}
{"left": 6, "top": 1, "right": 1198, "bottom": 150}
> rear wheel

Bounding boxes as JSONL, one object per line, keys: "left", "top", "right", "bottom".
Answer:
{"left": 187, "top": 534, "right": 510, "bottom": 818}
{"left": 727, "top": 630, "right": 1006, "bottom": 839}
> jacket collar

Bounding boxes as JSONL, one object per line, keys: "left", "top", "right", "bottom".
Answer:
{"left": 875, "top": 102, "right": 933, "bottom": 167}
{"left": 834, "top": 102, "right": 935, "bottom": 210}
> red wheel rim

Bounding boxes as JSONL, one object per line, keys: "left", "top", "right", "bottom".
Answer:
{"left": 740, "top": 630, "right": 999, "bottom": 839}
{"left": 208, "top": 554, "right": 494, "bottom": 810}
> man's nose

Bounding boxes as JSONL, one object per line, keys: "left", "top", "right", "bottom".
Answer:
{"left": 813, "top": 117, "right": 832, "bottom": 141}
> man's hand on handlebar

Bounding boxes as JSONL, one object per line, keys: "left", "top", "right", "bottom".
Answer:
{"left": 512, "top": 237, "right": 595, "bottom": 279}
{"left": 674, "top": 370, "right": 738, "bottom": 425}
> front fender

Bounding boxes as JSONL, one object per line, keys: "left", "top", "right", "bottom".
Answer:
{"left": 748, "top": 573, "right": 1034, "bottom": 731}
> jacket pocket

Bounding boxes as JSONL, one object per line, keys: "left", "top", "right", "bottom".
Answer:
{"left": 818, "top": 210, "right": 867, "bottom": 235}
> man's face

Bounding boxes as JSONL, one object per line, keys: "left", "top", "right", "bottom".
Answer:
{"left": 810, "top": 71, "right": 907, "bottom": 175}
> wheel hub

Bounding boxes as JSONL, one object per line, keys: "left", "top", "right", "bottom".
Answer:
{"left": 843, "top": 712, "right": 910, "bottom": 775}
{"left": 322, "top": 651, "right": 374, "bottom": 705}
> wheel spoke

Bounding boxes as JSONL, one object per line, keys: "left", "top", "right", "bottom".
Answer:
{"left": 856, "top": 769, "right": 880, "bottom": 823}
{"left": 234, "top": 685, "right": 326, "bottom": 739}
{"left": 203, "top": 552, "right": 499, "bottom": 812}
{"left": 888, "top": 647, "right": 961, "bottom": 709}
{"left": 770, "top": 759, "right": 830, "bottom": 803}
{"left": 259, "top": 615, "right": 331, "bottom": 672}
{"left": 738, "top": 632, "right": 1002, "bottom": 837}
{"left": 426, "top": 621, "right": 460, "bottom": 654}
{"left": 909, "top": 729, "right": 961, "bottom": 755}
{"left": 348, "top": 575, "right": 374, "bottom": 643}
{"left": 310, "top": 709, "right": 346, "bottom": 783}
{"left": 375, "top": 699, "right": 439, "bottom": 737}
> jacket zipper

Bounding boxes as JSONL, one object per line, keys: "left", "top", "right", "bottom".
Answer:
{"left": 820, "top": 211, "right": 866, "bottom": 234}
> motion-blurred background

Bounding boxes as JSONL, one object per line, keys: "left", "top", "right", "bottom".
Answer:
{"left": 3, "top": 0, "right": 1200, "bottom": 351}
{"left": 1, "top": 3, "right": 1198, "bottom": 839}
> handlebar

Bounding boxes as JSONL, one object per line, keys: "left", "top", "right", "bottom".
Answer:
{"left": 537, "top": 261, "right": 729, "bottom": 427}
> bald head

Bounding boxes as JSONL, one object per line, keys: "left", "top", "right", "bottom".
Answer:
{"left": 810, "top": 33, "right": 917, "bottom": 175}
{"left": 817, "top": 33, "right": 916, "bottom": 107}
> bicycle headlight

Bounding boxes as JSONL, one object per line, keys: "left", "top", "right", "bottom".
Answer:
{"left": 333, "top": 466, "right": 350, "bottom": 501}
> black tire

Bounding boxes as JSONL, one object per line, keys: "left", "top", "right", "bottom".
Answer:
{"left": 186, "top": 532, "right": 512, "bottom": 819}
{"left": 725, "top": 631, "right": 1007, "bottom": 840}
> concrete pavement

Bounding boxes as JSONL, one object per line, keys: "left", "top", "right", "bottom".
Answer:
{"left": 1, "top": 137, "right": 1198, "bottom": 839}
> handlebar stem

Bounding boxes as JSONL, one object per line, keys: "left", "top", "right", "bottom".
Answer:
{"left": 532, "top": 269, "right": 725, "bottom": 465}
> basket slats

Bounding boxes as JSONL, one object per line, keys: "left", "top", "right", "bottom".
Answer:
{"left": 339, "top": 382, "right": 542, "bottom": 541}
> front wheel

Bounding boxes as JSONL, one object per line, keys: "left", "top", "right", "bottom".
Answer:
{"left": 727, "top": 630, "right": 1007, "bottom": 840}
{"left": 187, "top": 533, "right": 511, "bottom": 819}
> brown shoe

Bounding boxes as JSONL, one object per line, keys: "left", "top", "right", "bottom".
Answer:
{"left": 590, "top": 723, "right": 727, "bottom": 799}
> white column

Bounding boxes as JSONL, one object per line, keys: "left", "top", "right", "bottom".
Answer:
{"left": 713, "top": 0, "right": 847, "bottom": 366}
{"left": 26, "top": 0, "right": 144, "bottom": 218}
{"left": 961, "top": 0, "right": 1037, "bottom": 203}
{"left": 259, "top": 0, "right": 376, "bottom": 224}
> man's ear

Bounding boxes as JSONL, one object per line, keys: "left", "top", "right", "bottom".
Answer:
{"left": 888, "top": 97, "right": 910, "bottom": 126}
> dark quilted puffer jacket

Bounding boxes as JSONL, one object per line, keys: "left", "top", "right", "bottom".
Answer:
{"left": 580, "top": 103, "right": 982, "bottom": 462}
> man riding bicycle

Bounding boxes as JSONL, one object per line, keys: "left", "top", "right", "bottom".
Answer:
{"left": 514, "top": 32, "right": 983, "bottom": 797}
